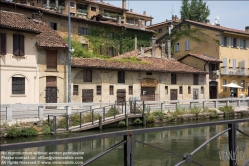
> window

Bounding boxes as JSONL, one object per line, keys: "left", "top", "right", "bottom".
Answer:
{"left": 185, "top": 40, "right": 190, "bottom": 50}
{"left": 193, "top": 74, "right": 198, "bottom": 85}
{"left": 146, "top": 72, "right": 152, "bottom": 75}
{"left": 118, "top": 71, "right": 125, "bottom": 83}
{"left": 221, "top": 36, "right": 229, "bottom": 47}
{"left": 231, "top": 37, "right": 238, "bottom": 48}
{"left": 129, "top": 86, "right": 133, "bottom": 95}
{"left": 241, "top": 80, "right": 245, "bottom": 92}
{"left": 73, "top": 85, "right": 78, "bottom": 95}
{"left": 70, "top": 2, "right": 74, "bottom": 8}
{"left": 201, "top": 86, "right": 204, "bottom": 94}
{"left": 0, "top": 33, "right": 6, "bottom": 55}
{"left": 165, "top": 86, "right": 168, "bottom": 95}
{"left": 179, "top": 86, "right": 182, "bottom": 94}
{"left": 96, "top": 85, "right": 101, "bottom": 95}
{"left": 46, "top": 50, "right": 57, "bottom": 69}
{"left": 13, "top": 34, "right": 24, "bottom": 56}
{"left": 78, "top": 27, "right": 91, "bottom": 35}
{"left": 223, "top": 79, "right": 227, "bottom": 91}
{"left": 158, "top": 29, "right": 162, "bottom": 33}
{"left": 171, "top": 73, "right": 176, "bottom": 84}
{"left": 91, "top": 7, "right": 96, "bottom": 11}
{"left": 109, "top": 85, "right": 114, "bottom": 95}
{"left": 83, "top": 70, "right": 92, "bottom": 82}
{"left": 50, "top": 22, "right": 57, "bottom": 30}
{"left": 108, "top": 32, "right": 114, "bottom": 38}
{"left": 188, "top": 86, "right": 191, "bottom": 94}
{"left": 175, "top": 43, "right": 180, "bottom": 52}
{"left": 12, "top": 77, "right": 25, "bottom": 94}
{"left": 240, "top": 39, "right": 248, "bottom": 49}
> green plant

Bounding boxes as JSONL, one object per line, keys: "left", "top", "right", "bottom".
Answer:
{"left": 118, "top": 121, "right": 126, "bottom": 127}
{"left": 6, "top": 127, "right": 21, "bottom": 138}
{"left": 133, "top": 118, "right": 143, "bottom": 125}
{"left": 146, "top": 113, "right": 155, "bottom": 124}
{"left": 21, "top": 127, "right": 38, "bottom": 137}
{"left": 106, "top": 106, "right": 120, "bottom": 117}
{"left": 152, "top": 111, "right": 164, "bottom": 121}
{"left": 208, "top": 109, "right": 218, "bottom": 118}
{"left": 41, "top": 121, "right": 52, "bottom": 135}
{"left": 218, "top": 105, "right": 235, "bottom": 114}
{"left": 189, "top": 106, "right": 202, "bottom": 115}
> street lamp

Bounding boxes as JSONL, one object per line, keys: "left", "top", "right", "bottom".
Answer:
{"left": 68, "top": 2, "right": 72, "bottom": 103}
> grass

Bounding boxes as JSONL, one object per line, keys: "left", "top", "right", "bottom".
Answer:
{"left": 218, "top": 105, "right": 235, "bottom": 115}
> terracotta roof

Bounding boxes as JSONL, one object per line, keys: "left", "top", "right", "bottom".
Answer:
{"left": 178, "top": 53, "right": 222, "bottom": 63}
{"left": 0, "top": 10, "right": 39, "bottom": 33}
{"left": 34, "top": 20, "right": 67, "bottom": 48}
{"left": 184, "top": 20, "right": 249, "bottom": 35}
{"left": 72, "top": 54, "right": 206, "bottom": 74}
{"left": 126, "top": 11, "right": 153, "bottom": 19}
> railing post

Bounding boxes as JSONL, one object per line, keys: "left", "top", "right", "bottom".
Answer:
{"left": 125, "top": 102, "right": 127, "bottom": 115}
{"left": 214, "top": 101, "right": 218, "bottom": 109}
{"left": 202, "top": 101, "right": 206, "bottom": 110}
{"left": 190, "top": 102, "right": 193, "bottom": 109}
{"left": 161, "top": 102, "right": 163, "bottom": 112}
{"left": 103, "top": 107, "right": 105, "bottom": 122}
{"left": 99, "top": 116, "right": 102, "bottom": 130}
{"left": 124, "top": 134, "right": 134, "bottom": 166}
{"left": 38, "top": 106, "right": 44, "bottom": 120}
{"left": 6, "top": 107, "right": 12, "bottom": 122}
{"left": 80, "top": 112, "right": 82, "bottom": 128}
{"left": 66, "top": 115, "right": 69, "bottom": 131}
{"left": 226, "top": 100, "right": 230, "bottom": 106}
{"left": 122, "top": 103, "right": 123, "bottom": 114}
{"left": 48, "top": 115, "right": 50, "bottom": 123}
{"left": 228, "top": 123, "right": 237, "bottom": 166}
{"left": 237, "top": 100, "right": 240, "bottom": 107}
{"left": 125, "top": 114, "right": 128, "bottom": 127}
{"left": 92, "top": 109, "right": 94, "bottom": 125}
{"left": 130, "top": 100, "right": 132, "bottom": 114}
{"left": 114, "top": 104, "right": 116, "bottom": 119}
{"left": 134, "top": 100, "right": 136, "bottom": 114}
{"left": 142, "top": 101, "right": 145, "bottom": 114}
{"left": 143, "top": 113, "right": 146, "bottom": 125}
{"left": 53, "top": 116, "right": 56, "bottom": 133}
{"left": 66, "top": 106, "right": 71, "bottom": 115}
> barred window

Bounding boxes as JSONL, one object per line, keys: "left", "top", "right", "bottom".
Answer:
{"left": 109, "top": 85, "right": 114, "bottom": 95}
{"left": 97, "top": 85, "right": 101, "bottom": 95}
{"left": 129, "top": 86, "right": 133, "bottom": 95}
{"left": 73, "top": 85, "right": 78, "bottom": 95}
{"left": 12, "top": 77, "right": 25, "bottom": 94}
{"left": 179, "top": 86, "right": 182, "bottom": 94}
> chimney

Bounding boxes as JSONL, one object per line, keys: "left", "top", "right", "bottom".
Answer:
{"left": 122, "top": 0, "right": 126, "bottom": 9}
{"left": 143, "top": 11, "right": 146, "bottom": 16}
{"left": 100, "top": 0, "right": 103, "bottom": 2}
{"left": 205, "top": 19, "right": 210, "bottom": 24}
{"left": 245, "top": 26, "right": 249, "bottom": 33}
{"left": 150, "top": 36, "right": 157, "bottom": 47}
{"left": 134, "top": 35, "right": 137, "bottom": 50}
{"left": 139, "top": 46, "right": 144, "bottom": 57}
{"left": 130, "top": 9, "right": 133, "bottom": 12}
{"left": 166, "top": 38, "right": 171, "bottom": 59}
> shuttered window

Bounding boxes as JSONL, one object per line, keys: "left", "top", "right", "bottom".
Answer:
{"left": 222, "top": 58, "right": 227, "bottom": 74}
{"left": 118, "top": 71, "right": 125, "bottom": 83}
{"left": 232, "top": 59, "right": 236, "bottom": 69}
{"left": 83, "top": 70, "right": 92, "bottom": 82}
{"left": 175, "top": 43, "right": 180, "bottom": 52}
{"left": 223, "top": 79, "right": 227, "bottom": 91}
{"left": 171, "top": 73, "right": 176, "bottom": 84}
{"left": 12, "top": 77, "right": 25, "bottom": 94}
{"left": 0, "top": 33, "right": 6, "bottom": 55}
{"left": 78, "top": 27, "right": 91, "bottom": 35}
{"left": 185, "top": 40, "right": 190, "bottom": 50}
{"left": 46, "top": 50, "right": 57, "bottom": 69}
{"left": 13, "top": 34, "right": 24, "bottom": 56}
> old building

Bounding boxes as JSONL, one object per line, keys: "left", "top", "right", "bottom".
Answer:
{"left": 71, "top": 41, "right": 208, "bottom": 103}
{"left": 0, "top": 10, "right": 68, "bottom": 104}
{"left": 171, "top": 20, "right": 249, "bottom": 98}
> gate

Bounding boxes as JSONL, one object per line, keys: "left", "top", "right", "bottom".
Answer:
{"left": 82, "top": 89, "right": 93, "bottom": 102}
{"left": 193, "top": 89, "right": 199, "bottom": 99}
{"left": 45, "top": 87, "right": 57, "bottom": 108}
{"left": 170, "top": 89, "right": 177, "bottom": 100}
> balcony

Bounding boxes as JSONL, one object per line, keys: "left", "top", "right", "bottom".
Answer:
{"left": 221, "top": 68, "right": 247, "bottom": 76}
{"left": 77, "top": 9, "right": 88, "bottom": 18}
{"left": 98, "top": 11, "right": 123, "bottom": 20}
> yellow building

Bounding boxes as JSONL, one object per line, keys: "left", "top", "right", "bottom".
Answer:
{"left": 171, "top": 20, "right": 249, "bottom": 99}
{"left": 0, "top": 10, "right": 68, "bottom": 104}
{"left": 71, "top": 40, "right": 209, "bottom": 103}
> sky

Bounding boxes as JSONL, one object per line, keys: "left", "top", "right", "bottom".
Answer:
{"left": 105, "top": 1, "right": 249, "bottom": 31}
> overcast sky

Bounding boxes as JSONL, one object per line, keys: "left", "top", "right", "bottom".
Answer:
{"left": 105, "top": 1, "right": 249, "bottom": 31}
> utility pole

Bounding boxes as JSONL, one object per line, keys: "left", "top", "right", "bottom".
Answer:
{"left": 68, "top": 2, "right": 71, "bottom": 103}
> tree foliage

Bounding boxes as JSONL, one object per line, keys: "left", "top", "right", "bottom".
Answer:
{"left": 180, "top": 0, "right": 210, "bottom": 22}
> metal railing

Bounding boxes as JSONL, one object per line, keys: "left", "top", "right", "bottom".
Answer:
{"left": 1, "top": 118, "right": 249, "bottom": 166}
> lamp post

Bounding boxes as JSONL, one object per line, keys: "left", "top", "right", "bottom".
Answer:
{"left": 68, "top": 2, "right": 71, "bottom": 103}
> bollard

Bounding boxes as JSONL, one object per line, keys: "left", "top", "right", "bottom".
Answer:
{"left": 6, "top": 107, "right": 12, "bottom": 122}
{"left": 99, "top": 116, "right": 102, "bottom": 130}
{"left": 214, "top": 101, "right": 218, "bottom": 109}
{"left": 103, "top": 107, "right": 105, "bottom": 122}
{"left": 38, "top": 106, "right": 44, "bottom": 120}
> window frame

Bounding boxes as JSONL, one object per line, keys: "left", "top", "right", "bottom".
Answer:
{"left": 83, "top": 69, "right": 92, "bottom": 82}
{"left": 175, "top": 42, "right": 180, "bottom": 52}
{"left": 78, "top": 27, "right": 91, "bottom": 36}
{"left": 73, "top": 85, "right": 79, "bottom": 95}
{"left": 91, "top": 7, "right": 96, "bottom": 11}
{"left": 129, "top": 86, "right": 133, "bottom": 95}
{"left": 201, "top": 86, "right": 204, "bottom": 94}
{"left": 109, "top": 85, "right": 114, "bottom": 95}
{"left": 193, "top": 74, "right": 199, "bottom": 85}
{"left": 179, "top": 86, "right": 183, "bottom": 94}
{"left": 0, "top": 33, "right": 6, "bottom": 55}
{"left": 188, "top": 86, "right": 191, "bottom": 94}
{"left": 96, "top": 85, "right": 101, "bottom": 95}
{"left": 50, "top": 22, "right": 57, "bottom": 30}
{"left": 70, "top": 2, "right": 74, "bottom": 8}
{"left": 12, "top": 77, "right": 25, "bottom": 94}
{"left": 118, "top": 71, "right": 125, "bottom": 83}
{"left": 13, "top": 34, "right": 25, "bottom": 56}
{"left": 185, "top": 40, "right": 190, "bottom": 50}
{"left": 46, "top": 50, "right": 57, "bottom": 70}
{"left": 223, "top": 79, "right": 227, "bottom": 91}
{"left": 171, "top": 73, "right": 177, "bottom": 84}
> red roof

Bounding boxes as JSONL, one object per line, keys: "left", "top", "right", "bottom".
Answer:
{"left": 178, "top": 53, "right": 222, "bottom": 63}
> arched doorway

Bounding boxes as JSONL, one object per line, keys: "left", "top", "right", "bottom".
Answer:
{"left": 209, "top": 81, "right": 217, "bottom": 99}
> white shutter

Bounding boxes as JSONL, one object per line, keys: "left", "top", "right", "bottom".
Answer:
{"left": 223, "top": 58, "right": 227, "bottom": 74}
{"left": 240, "top": 39, "right": 243, "bottom": 48}
{"left": 233, "top": 59, "right": 236, "bottom": 69}
{"left": 246, "top": 40, "right": 248, "bottom": 50}
{"left": 242, "top": 60, "right": 246, "bottom": 75}
{"left": 237, "top": 38, "right": 240, "bottom": 48}
{"left": 231, "top": 38, "right": 234, "bottom": 47}
{"left": 178, "top": 43, "right": 180, "bottom": 51}
{"left": 220, "top": 36, "right": 224, "bottom": 46}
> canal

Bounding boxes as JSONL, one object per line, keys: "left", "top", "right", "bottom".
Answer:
{"left": 1, "top": 118, "right": 249, "bottom": 166}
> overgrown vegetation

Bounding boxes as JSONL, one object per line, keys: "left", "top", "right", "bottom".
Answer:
{"left": 106, "top": 106, "right": 121, "bottom": 117}
{"left": 152, "top": 111, "right": 164, "bottom": 121}
{"left": 6, "top": 126, "right": 38, "bottom": 138}
{"left": 218, "top": 105, "right": 235, "bottom": 115}
{"left": 133, "top": 118, "right": 143, "bottom": 125}
{"left": 118, "top": 121, "right": 126, "bottom": 127}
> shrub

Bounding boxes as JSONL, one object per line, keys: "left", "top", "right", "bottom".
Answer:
{"left": 6, "top": 127, "right": 21, "bottom": 138}
{"left": 118, "top": 121, "right": 126, "bottom": 127}
{"left": 189, "top": 106, "right": 202, "bottom": 115}
{"left": 41, "top": 121, "right": 52, "bottom": 135}
{"left": 209, "top": 109, "right": 218, "bottom": 118}
{"left": 69, "top": 114, "right": 81, "bottom": 126}
{"left": 146, "top": 113, "right": 155, "bottom": 124}
{"left": 106, "top": 106, "right": 120, "bottom": 117}
{"left": 152, "top": 111, "right": 164, "bottom": 121}
{"left": 218, "top": 105, "right": 235, "bottom": 114}
{"left": 21, "top": 127, "right": 38, "bottom": 137}
{"left": 133, "top": 118, "right": 143, "bottom": 125}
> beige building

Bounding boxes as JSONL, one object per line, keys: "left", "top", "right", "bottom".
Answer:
{"left": 0, "top": 10, "right": 68, "bottom": 104}
{"left": 171, "top": 20, "right": 249, "bottom": 99}
{"left": 71, "top": 41, "right": 209, "bottom": 103}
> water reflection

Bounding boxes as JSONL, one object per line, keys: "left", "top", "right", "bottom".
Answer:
{"left": 1, "top": 120, "right": 249, "bottom": 166}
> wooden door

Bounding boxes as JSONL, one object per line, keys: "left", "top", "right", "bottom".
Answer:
{"left": 193, "top": 89, "right": 199, "bottom": 99}
{"left": 170, "top": 89, "right": 177, "bottom": 100}
{"left": 116, "top": 89, "right": 126, "bottom": 104}
{"left": 45, "top": 76, "right": 57, "bottom": 105}
{"left": 82, "top": 89, "right": 93, "bottom": 102}
{"left": 209, "top": 81, "right": 217, "bottom": 99}
{"left": 141, "top": 87, "right": 155, "bottom": 101}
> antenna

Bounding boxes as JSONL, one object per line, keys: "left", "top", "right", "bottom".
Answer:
{"left": 171, "top": 5, "right": 174, "bottom": 15}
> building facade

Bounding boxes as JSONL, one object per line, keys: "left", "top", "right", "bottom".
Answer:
{"left": 172, "top": 20, "right": 249, "bottom": 98}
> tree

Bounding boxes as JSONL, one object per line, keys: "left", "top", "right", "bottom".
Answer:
{"left": 180, "top": 0, "right": 210, "bottom": 22}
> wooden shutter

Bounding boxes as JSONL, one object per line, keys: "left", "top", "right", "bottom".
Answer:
{"left": 19, "top": 35, "right": 24, "bottom": 56}
{"left": 46, "top": 50, "right": 57, "bottom": 69}
{"left": 13, "top": 34, "right": 19, "bottom": 56}
{"left": 0, "top": 33, "right": 6, "bottom": 55}
{"left": 46, "top": 76, "right": 57, "bottom": 87}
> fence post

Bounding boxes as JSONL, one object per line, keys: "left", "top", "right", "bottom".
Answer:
{"left": 6, "top": 107, "right": 12, "bottom": 122}
{"left": 103, "top": 107, "right": 105, "bottom": 122}
{"left": 237, "top": 100, "right": 240, "bottom": 107}
{"left": 226, "top": 100, "right": 230, "bottom": 106}
{"left": 38, "top": 106, "right": 44, "bottom": 120}
{"left": 48, "top": 115, "right": 50, "bottom": 123}
{"left": 125, "top": 102, "right": 127, "bottom": 115}
{"left": 53, "top": 116, "right": 56, "bottom": 133}
{"left": 114, "top": 104, "right": 116, "bottom": 119}
{"left": 161, "top": 103, "right": 163, "bottom": 112}
{"left": 134, "top": 100, "right": 136, "bottom": 114}
{"left": 125, "top": 114, "right": 128, "bottom": 127}
{"left": 143, "top": 113, "right": 146, "bottom": 125}
{"left": 99, "top": 116, "right": 102, "bottom": 130}
{"left": 214, "top": 101, "right": 218, "bottom": 109}
{"left": 142, "top": 101, "right": 145, "bottom": 114}
{"left": 122, "top": 103, "right": 123, "bottom": 114}
{"left": 80, "top": 112, "right": 82, "bottom": 128}
{"left": 228, "top": 123, "right": 237, "bottom": 166}
{"left": 202, "top": 101, "right": 206, "bottom": 110}
{"left": 66, "top": 106, "right": 71, "bottom": 115}
{"left": 66, "top": 115, "right": 69, "bottom": 131}
{"left": 124, "top": 134, "right": 134, "bottom": 166}
{"left": 92, "top": 109, "right": 94, "bottom": 125}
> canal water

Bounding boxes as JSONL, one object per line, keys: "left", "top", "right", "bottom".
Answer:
{"left": 1, "top": 118, "right": 249, "bottom": 166}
